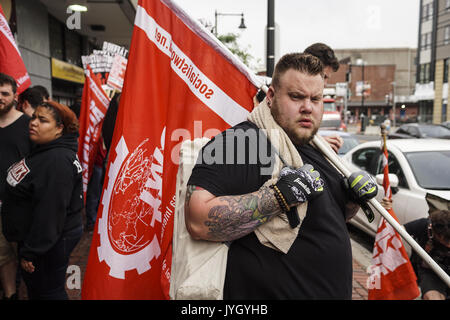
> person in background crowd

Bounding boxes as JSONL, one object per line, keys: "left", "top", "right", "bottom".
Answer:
{"left": 17, "top": 87, "right": 43, "bottom": 117}
{"left": 304, "top": 43, "right": 340, "bottom": 85}
{"left": 102, "top": 92, "right": 121, "bottom": 153}
{"left": 69, "top": 97, "right": 82, "bottom": 119}
{"left": 0, "top": 73, "right": 33, "bottom": 300}
{"left": 1, "top": 101, "right": 83, "bottom": 300}
{"left": 381, "top": 197, "right": 449, "bottom": 300}
{"left": 85, "top": 135, "right": 107, "bottom": 232}
{"left": 31, "top": 85, "right": 50, "bottom": 103}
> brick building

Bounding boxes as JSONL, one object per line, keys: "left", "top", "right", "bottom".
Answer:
{"left": 327, "top": 48, "right": 418, "bottom": 125}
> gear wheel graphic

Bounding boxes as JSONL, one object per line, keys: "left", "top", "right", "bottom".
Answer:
{"left": 97, "top": 136, "right": 161, "bottom": 279}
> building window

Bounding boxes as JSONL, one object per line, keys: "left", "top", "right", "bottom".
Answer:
{"left": 445, "top": 59, "right": 449, "bottom": 84}
{"left": 420, "top": 63, "right": 432, "bottom": 84}
{"left": 446, "top": 0, "right": 450, "bottom": 11}
{"left": 421, "top": 32, "right": 432, "bottom": 50}
{"left": 422, "top": 2, "right": 434, "bottom": 21}
{"left": 49, "top": 15, "right": 64, "bottom": 60}
{"left": 445, "top": 26, "right": 450, "bottom": 46}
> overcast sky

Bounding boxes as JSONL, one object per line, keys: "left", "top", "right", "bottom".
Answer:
{"left": 173, "top": 0, "right": 420, "bottom": 69}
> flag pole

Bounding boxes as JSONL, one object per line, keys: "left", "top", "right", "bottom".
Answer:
{"left": 310, "top": 133, "right": 450, "bottom": 288}
{"left": 233, "top": 44, "right": 447, "bottom": 288}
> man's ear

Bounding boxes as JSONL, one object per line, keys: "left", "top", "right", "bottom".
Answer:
{"left": 266, "top": 86, "right": 275, "bottom": 108}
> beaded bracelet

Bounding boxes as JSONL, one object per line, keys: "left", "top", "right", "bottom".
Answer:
{"left": 270, "top": 184, "right": 290, "bottom": 212}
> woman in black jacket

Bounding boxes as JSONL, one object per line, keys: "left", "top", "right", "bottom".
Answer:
{"left": 2, "top": 101, "right": 83, "bottom": 300}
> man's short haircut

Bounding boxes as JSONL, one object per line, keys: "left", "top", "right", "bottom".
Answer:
{"left": 19, "top": 88, "right": 43, "bottom": 109}
{"left": 271, "top": 53, "right": 324, "bottom": 90}
{"left": 32, "top": 85, "right": 50, "bottom": 100}
{"left": 0, "top": 72, "right": 17, "bottom": 94}
{"left": 304, "top": 43, "right": 339, "bottom": 72}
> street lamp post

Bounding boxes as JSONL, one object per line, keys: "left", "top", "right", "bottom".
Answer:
{"left": 266, "top": 0, "right": 275, "bottom": 77}
{"left": 391, "top": 81, "right": 396, "bottom": 128}
{"left": 214, "top": 10, "right": 246, "bottom": 36}
{"left": 356, "top": 58, "right": 366, "bottom": 117}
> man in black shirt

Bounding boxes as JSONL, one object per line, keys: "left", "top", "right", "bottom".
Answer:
{"left": 0, "top": 73, "right": 32, "bottom": 299}
{"left": 185, "top": 54, "right": 377, "bottom": 299}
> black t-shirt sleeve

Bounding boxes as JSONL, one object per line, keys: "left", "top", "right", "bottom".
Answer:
{"left": 187, "top": 122, "right": 272, "bottom": 197}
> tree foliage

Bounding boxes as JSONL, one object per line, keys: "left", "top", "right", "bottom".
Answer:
{"left": 217, "top": 32, "right": 254, "bottom": 68}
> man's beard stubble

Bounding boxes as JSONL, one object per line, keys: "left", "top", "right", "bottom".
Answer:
{"left": 0, "top": 100, "right": 16, "bottom": 117}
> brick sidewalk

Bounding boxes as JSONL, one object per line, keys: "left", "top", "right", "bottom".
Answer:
{"left": 11, "top": 230, "right": 369, "bottom": 300}
{"left": 62, "top": 230, "right": 369, "bottom": 300}
{"left": 352, "top": 260, "right": 369, "bottom": 300}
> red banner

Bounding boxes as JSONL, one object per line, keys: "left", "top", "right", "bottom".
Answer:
{"left": 367, "top": 144, "right": 420, "bottom": 300}
{"left": 81, "top": 0, "right": 258, "bottom": 299}
{"left": 0, "top": 5, "right": 30, "bottom": 94}
{"left": 77, "top": 65, "right": 110, "bottom": 197}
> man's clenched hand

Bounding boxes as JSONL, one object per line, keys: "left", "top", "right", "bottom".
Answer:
{"left": 275, "top": 164, "right": 325, "bottom": 207}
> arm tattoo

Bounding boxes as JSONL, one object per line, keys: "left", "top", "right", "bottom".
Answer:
{"left": 204, "top": 185, "right": 283, "bottom": 242}
{"left": 185, "top": 185, "right": 204, "bottom": 209}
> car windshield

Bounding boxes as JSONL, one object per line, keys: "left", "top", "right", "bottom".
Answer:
{"left": 405, "top": 151, "right": 450, "bottom": 190}
{"left": 420, "top": 125, "right": 450, "bottom": 138}
{"left": 323, "top": 102, "right": 336, "bottom": 112}
{"left": 339, "top": 137, "right": 359, "bottom": 155}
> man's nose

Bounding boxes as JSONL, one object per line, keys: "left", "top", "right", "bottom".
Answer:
{"left": 299, "top": 98, "right": 313, "bottom": 113}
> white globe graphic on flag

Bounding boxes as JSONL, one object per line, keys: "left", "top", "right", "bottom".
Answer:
{"left": 108, "top": 138, "right": 159, "bottom": 254}
{"left": 97, "top": 135, "right": 163, "bottom": 279}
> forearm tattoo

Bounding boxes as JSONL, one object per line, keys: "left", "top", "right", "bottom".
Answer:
{"left": 185, "top": 185, "right": 202, "bottom": 208}
{"left": 204, "top": 185, "right": 282, "bottom": 241}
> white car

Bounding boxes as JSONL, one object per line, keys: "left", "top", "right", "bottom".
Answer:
{"left": 342, "top": 139, "right": 450, "bottom": 237}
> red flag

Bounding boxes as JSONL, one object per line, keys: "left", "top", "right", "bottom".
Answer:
{"left": 367, "top": 141, "right": 420, "bottom": 300}
{"left": 81, "top": 0, "right": 259, "bottom": 299}
{"left": 0, "top": 5, "right": 30, "bottom": 94}
{"left": 77, "top": 65, "right": 110, "bottom": 198}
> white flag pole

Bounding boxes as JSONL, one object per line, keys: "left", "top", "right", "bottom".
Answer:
{"left": 311, "top": 134, "right": 450, "bottom": 288}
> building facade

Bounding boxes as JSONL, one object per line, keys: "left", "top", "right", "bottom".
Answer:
{"left": 329, "top": 48, "right": 417, "bottom": 125}
{"left": 416, "top": 0, "right": 450, "bottom": 124}
{"left": 0, "top": 0, "right": 134, "bottom": 109}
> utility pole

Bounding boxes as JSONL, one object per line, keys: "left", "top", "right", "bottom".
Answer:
{"left": 392, "top": 82, "right": 396, "bottom": 128}
{"left": 345, "top": 63, "right": 352, "bottom": 126}
{"left": 361, "top": 62, "right": 365, "bottom": 111}
{"left": 266, "top": 0, "right": 275, "bottom": 77}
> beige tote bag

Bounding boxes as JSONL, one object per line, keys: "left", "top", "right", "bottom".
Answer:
{"left": 169, "top": 138, "right": 229, "bottom": 300}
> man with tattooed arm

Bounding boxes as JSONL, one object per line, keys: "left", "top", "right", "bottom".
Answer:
{"left": 185, "top": 53, "right": 377, "bottom": 299}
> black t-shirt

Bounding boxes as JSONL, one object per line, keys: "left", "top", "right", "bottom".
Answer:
{"left": 0, "top": 114, "right": 32, "bottom": 202}
{"left": 188, "top": 121, "right": 353, "bottom": 299}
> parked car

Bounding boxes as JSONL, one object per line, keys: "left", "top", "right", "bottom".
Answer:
{"left": 342, "top": 139, "right": 450, "bottom": 237}
{"left": 318, "top": 130, "right": 359, "bottom": 155}
{"left": 388, "top": 123, "right": 450, "bottom": 139}
{"left": 441, "top": 121, "right": 450, "bottom": 130}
